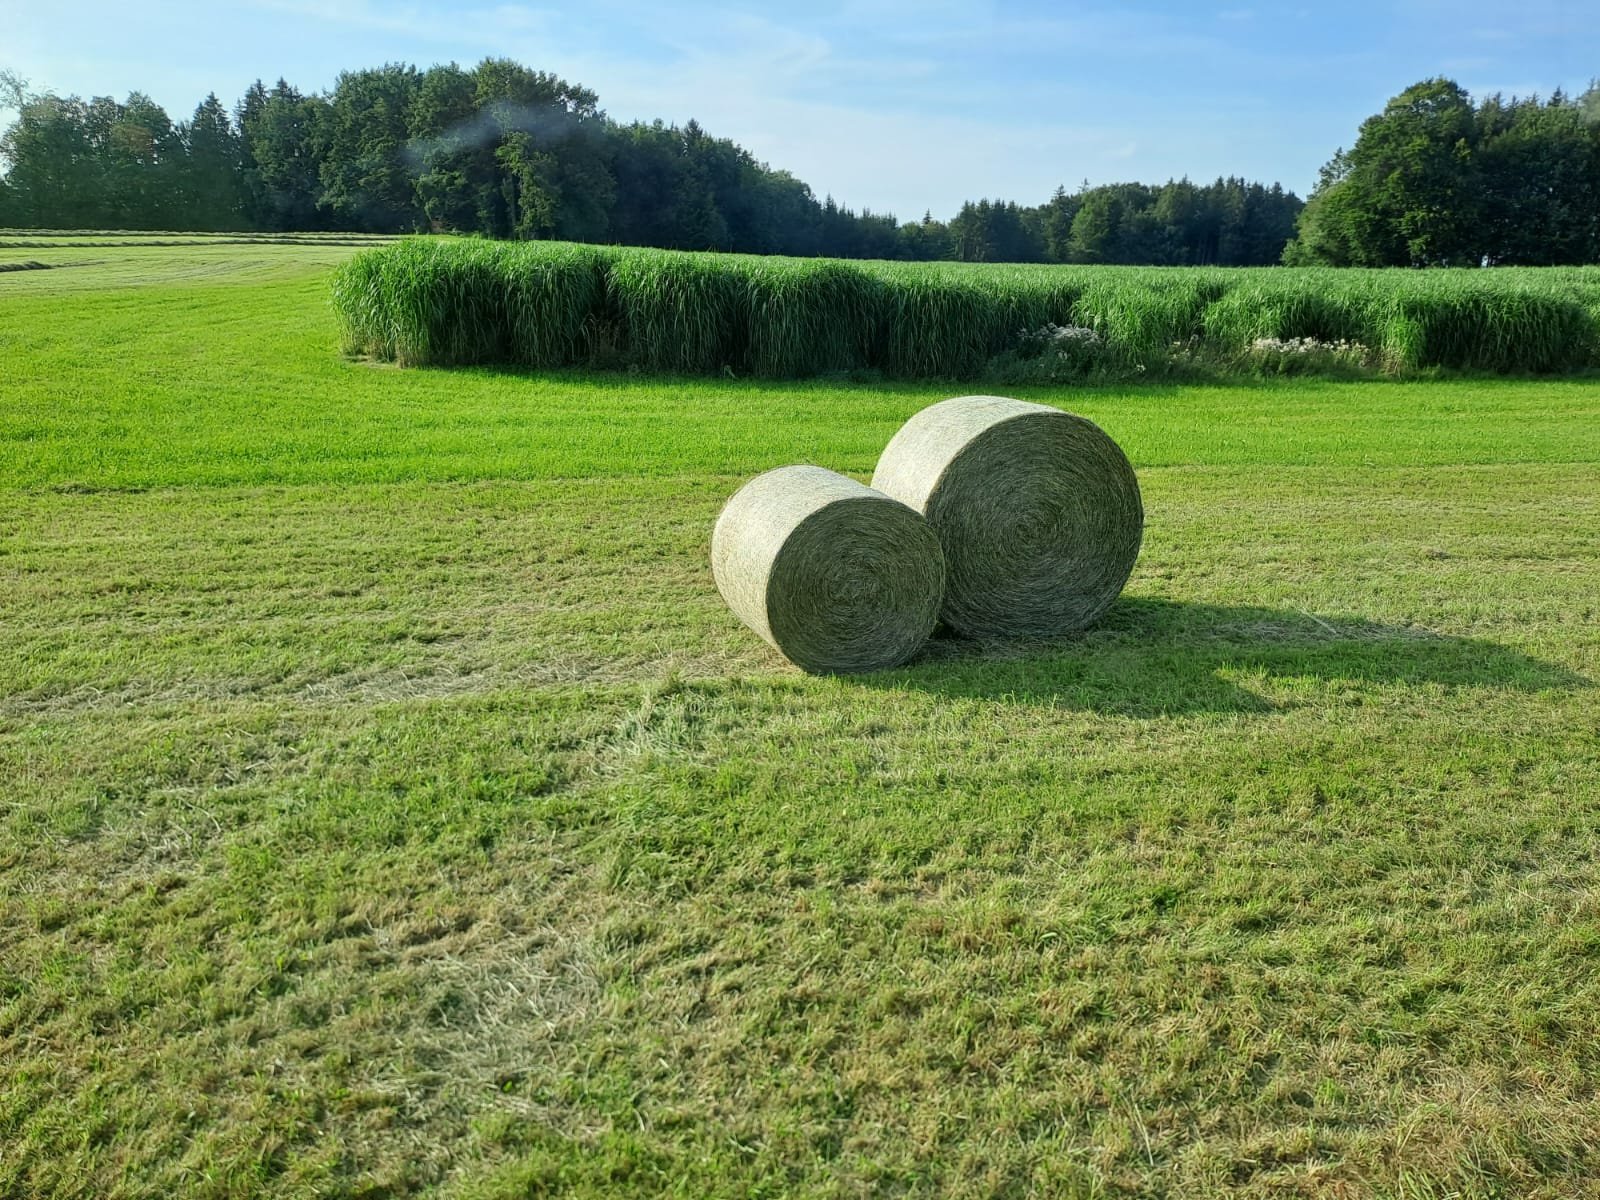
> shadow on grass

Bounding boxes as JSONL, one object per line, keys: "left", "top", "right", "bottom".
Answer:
{"left": 435, "top": 360, "right": 1599, "bottom": 393}
{"left": 870, "top": 598, "right": 1590, "bottom": 716}
{"left": 446, "top": 362, "right": 1264, "bottom": 397}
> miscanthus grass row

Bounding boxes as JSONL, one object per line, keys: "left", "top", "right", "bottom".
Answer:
{"left": 332, "top": 238, "right": 1600, "bottom": 379}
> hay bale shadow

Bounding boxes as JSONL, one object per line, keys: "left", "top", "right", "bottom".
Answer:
{"left": 867, "top": 597, "right": 1590, "bottom": 716}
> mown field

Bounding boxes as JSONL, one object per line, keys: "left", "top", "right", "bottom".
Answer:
{"left": 3, "top": 237, "right": 1599, "bottom": 1198}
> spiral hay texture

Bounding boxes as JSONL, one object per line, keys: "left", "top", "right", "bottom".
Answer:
{"left": 872, "top": 396, "right": 1142, "bottom": 638}
{"left": 712, "top": 467, "right": 945, "bottom": 674}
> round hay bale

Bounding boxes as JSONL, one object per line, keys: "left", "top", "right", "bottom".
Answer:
{"left": 712, "top": 466, "right": 945, "bottom": 674}
{"left": 871, "top": 395, "right": 1142, "bottom": 638}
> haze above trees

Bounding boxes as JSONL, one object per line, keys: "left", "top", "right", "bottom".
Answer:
{"left": 2, "top": 61, "right": 1596, "bottom": 266}
{"left": 0, "top": 59, "right": 1297, "bottom": 264}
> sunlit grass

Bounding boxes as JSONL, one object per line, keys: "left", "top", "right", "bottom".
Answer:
{"left": 2, "top": 242, "right": 1598, "bottom": 1198}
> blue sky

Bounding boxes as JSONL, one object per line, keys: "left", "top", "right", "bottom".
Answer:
{"left": 2, "top": 0, "right": 1594, "bottom": 219}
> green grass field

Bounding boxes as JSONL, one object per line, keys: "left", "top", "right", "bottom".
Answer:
{"left": 3, "top": 238, "right": 1599, "bottom": 1198}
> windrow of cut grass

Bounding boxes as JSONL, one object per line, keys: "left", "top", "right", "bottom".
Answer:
{"left": 332, "top": 238, "right": 1600, "bottom": 379}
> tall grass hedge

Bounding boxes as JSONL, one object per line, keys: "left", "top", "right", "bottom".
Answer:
{"left": 333, "top": 238, "right": 1600, "bottom": 379}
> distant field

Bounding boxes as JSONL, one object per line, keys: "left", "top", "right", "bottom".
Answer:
{"left": 0, "top": 229, "right": 399, "bottom": 238}
{"left": 0, "top": 230, "right": 397, "bottom": 248}
{"left": 0, "top": 235, "right": 390, "bottom": 293}
{"left": 2, "top": 241, "right": 1598, "bottom": 1198}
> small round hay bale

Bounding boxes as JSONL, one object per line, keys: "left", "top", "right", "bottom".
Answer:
{"left": 712, "top": 466, "right": 945, "bottom": 674}
{"left": 871, "top": 395, "right": 1142, "bottom": 638}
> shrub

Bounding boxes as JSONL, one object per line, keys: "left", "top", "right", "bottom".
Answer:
{"left": 1245, "top": 336, "right": 1375, "bottom": 375}
{"left": 744, "top": 259, "right": 879, "bottom": 377}
{"left": 331, "top": 239, "right": 1600, "bottom": 381}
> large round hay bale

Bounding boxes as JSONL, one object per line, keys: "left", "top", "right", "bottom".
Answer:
{"left": 871, "top": 395, "right": 1142, "bottom": 638}
{"left": 712, "top": 466, "right": 945, "bottom": 674}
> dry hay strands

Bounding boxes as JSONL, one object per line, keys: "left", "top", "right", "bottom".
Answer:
{"left": 872, "top": 395, "right": 1142, "bottom": 638}
{"left": 712, "top": 466, "right": 946, "bottom": 674}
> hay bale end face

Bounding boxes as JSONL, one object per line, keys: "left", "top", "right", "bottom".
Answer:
{"left": 872, "top": 395, "right": 1143, "bottom": 638}
{"left": 712, "top": 466, "right": 946, "bottom": 674}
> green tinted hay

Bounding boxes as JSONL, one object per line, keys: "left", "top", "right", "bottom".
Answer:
{"left": 872, "top": 396, "right": 1143, "bottom": 638}
{"left": 711, "top": 466, "right": 945, "bottom": 674}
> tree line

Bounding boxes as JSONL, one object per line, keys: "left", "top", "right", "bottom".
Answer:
{"left": 1286, "top": 78, "right": 1600, "bottom": 266}
{"left": 0, "top": 59, "right": 1301, "bottom": 264}
{"left": 7, "top": 62, "right": 1596, "bottom": 266}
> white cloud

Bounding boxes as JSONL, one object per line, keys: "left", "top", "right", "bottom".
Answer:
{"left": 247, "top": 0, "right": 554, "bottom": 49}
{"left": 226, "top": 0, "right": 1310, "bottom": 215}
{"left": 565, "top": 74, "right": 1110, "bottom": 214}
{"left": 26, "top": 0, "right": 1548, "bottom": 214}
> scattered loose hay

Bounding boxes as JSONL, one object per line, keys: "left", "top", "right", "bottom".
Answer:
{"left": 712, "top": 466, "right": 946, "bottom": 674}
{"left": 872, "top": 395, "right": 1143, "bottom": 638}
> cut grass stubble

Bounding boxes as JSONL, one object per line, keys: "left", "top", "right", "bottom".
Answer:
{"left": 4, "top": 240, "right": 1600, "bottom": 1198}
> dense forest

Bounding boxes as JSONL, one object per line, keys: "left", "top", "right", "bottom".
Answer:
{"left": 2, "top": 63, "right": 1597, "bottom": 265}
{"left": 0, "top": 60, "right": 1298, "bottom": 264}
{"left": 1287, "top": 78, "right": 1600, "bottom": 267}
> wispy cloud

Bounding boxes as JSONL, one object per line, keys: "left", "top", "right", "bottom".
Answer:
{"left": 890, "top": 9, "right": 1230, "bottom": 62}
{"left": 6, "top": 0, "right": 1592, "bottom": 216}
{"left": 247, "top": 0, "right": 552, "bottom": 49}
{"left": 556, "top": 47, "right": 1144, "bottom": 215}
